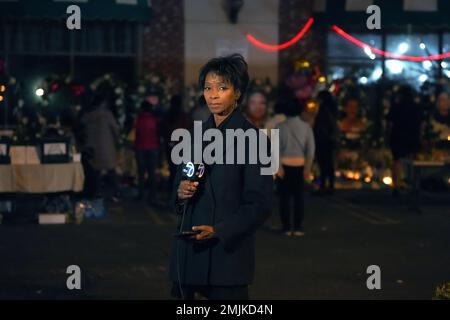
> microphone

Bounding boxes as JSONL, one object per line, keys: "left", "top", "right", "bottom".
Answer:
{"left": 182, "top": 161, "right": 206, "bottom": 182}
{"left": 176, "top": 161, "right": 207, "bottom": 299}
{"left": 176, "top": 161, "right": 205, "bottom": 226}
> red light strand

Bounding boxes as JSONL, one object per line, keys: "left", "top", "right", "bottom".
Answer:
{"left": 246, "top": 18, "right": 314, "bottom": 51}
{"left": 332, "top": 25, "right": 450, "bottom": 62}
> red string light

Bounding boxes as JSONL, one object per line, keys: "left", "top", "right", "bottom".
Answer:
{"left": 246, "top": 18, "right": 314, "bottom": 51}
{"left": 332, "top": 25, "right": 450, "bottom": 62}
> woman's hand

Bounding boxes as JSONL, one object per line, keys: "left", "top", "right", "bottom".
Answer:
{"left": 304, "top": 169, "right": 311, "bottom": 181}
{"left": 275, "top": 166, "right": 285, "bottom": 179}
{"left": 177, "top": 180, "right": 199, "bottom": 200}
{"left": 190, "top": 225, "right": 216, "bottom": 241}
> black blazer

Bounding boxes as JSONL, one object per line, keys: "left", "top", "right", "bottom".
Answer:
{"left": 169, "top": 108, "right": 273, "bottom": 286}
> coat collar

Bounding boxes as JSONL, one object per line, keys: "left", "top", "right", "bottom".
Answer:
{"left": 204, "top": 107, "right": 246, "bottom": 131}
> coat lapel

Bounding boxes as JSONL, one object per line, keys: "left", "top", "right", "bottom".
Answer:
{"left": 201, "top": 108, "right": 246, "bottom": 214}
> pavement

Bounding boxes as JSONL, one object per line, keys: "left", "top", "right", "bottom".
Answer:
{"left": 0, "top": 188, "right": 449, "bottom": 300}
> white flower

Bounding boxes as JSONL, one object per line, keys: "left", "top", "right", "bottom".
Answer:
{"left": 18, "top": 99, "right": 24, "bottom": 108}
{"left": 22, "top": 117, "right": 29, "bottom": 125}
{"left": 138, "top": 85, "right": 146, "bottom": 94}
{"left": 115, "top": 87, "right": 123, "bottom": 95}
{"left": 42, "top": 100, "right": 49, "bottom": 107}
{"left": 9, "top": 77, "right": 16, "bottom": 85}
{"left": 151, "top": 76, "right": 160, "bottom": 84}
{"left": 116, "top": 99, "right": 123, "bottom": 106}
{"left": 75, "top": 105, "right": 82, "bottom": 112}
{"left": 104, "top": 74, "right": 111, "bottom": 81}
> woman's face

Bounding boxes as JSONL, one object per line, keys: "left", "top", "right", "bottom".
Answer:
{"left": 146, "top": 94, "right": 160, "bottom": 106}
{"left": 437, "top": 92, "right": 449, "bottom": 116}
{"left": 247, "top": 93, "right": 267, "bottom": 120}
{"left": 203, "top": 72, "right": 240, "bottom": 116}
{"left": 345, "top": 99, "right": 360, "bottom": 118}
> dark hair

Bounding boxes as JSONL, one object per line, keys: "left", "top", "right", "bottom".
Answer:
{"left": 167, "top": 94, "right": 183, "bottom": 121}
{"left": 198, "top": 54, "right": 249, "bottom": 104}
{"left": 343, "top": 96, "right": 360, "bottom": 106}
{"left": 396, "top": 84, "right": 415, "bottom": 105}
{"left": 243, "top": 90, "right": 267, "bottom": 114}
{"left": 317, "top": 90, "right": 337, "bottom": 118}
{"left": 90, "top": 83, "right": 115, "bottom": 110}
{"left": 147, "top": 86, "right": 162, "bottom": 98}
{"left": 277, "top": 83, "right": 302, "bottom": 117}
{"left": 246, "top": 90, "right": 266, "bottom": 103}
{"left": 140, "top": 100, "right": 153, "bottom": 113}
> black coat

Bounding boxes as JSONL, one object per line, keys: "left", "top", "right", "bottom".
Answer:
{"left": 169, "top": 108, "right": 273, "bottom": 286}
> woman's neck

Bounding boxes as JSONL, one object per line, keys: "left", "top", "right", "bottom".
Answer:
{"left": 214, "top": 107, "right": 235, "bottom": 127}
{"left": 248, "top": 115, "right": 265, "bottom": 128}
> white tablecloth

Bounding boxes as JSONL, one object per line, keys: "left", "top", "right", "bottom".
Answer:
{"left": 0, "top": 163, "right": 84, "bottom": 193}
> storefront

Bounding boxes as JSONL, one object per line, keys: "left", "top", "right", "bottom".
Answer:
{"left": 0, "top": 0, "right": 152, "bottom": 81}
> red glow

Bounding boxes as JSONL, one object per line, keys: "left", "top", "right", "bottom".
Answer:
{"left": 332, "top": 25, "right": 450, "bottom": 62}
{"left": 246, "top": 18, "right": 314, "bottom": 51}
{"left": 71, "top": 85, "right": 85, "bottom": 97}
{"left": 51, "top": 82, "right": 60, "bottom": 93}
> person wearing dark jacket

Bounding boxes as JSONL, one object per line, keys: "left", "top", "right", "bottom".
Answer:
{"left": 169, "top": 54, "right": 273, "bottom": 300}
{"left": 133, "top": 101, "right": 161, "bottom": 205}
{"left": 162, "top": 95, "right": 191, "bottom": 196}
{"left": 313, "top": 90, "right": 338, "bottom": 194}
{"left": 387, "top": 85, "right": 423, "bottom": 195}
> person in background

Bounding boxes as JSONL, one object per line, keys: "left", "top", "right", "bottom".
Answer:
{"left": 386, "top": 85, "right": 423, "bottom": 196}
{"left": 146, "top": 87, "right": 164, "bottom": 118}
{"left": 313, "top": 90, "right": 338, "bottom": 195}
{"left": 243, "top": 91, "right": 268, "bottom": 129}
{"left": 431, "top": 91, "right": 450, "bottom": 144}
{"left": 276, "top": 92, "right": 315, "bottom": 237}
{"left": 162, "top": 94, "right": 191, "bottom": 197}
{"left": 338, "top": 97, "right": 366, "bottom": 144}
{"left": 134, "top": 100, "right": 161, "bottom": 206}
{"left": 82, "top": 87, "right": 120, "bottom": 201}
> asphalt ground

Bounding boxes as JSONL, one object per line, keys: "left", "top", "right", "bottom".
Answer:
{"left": 0, "top": 189, "right": 449, "bottom": 300}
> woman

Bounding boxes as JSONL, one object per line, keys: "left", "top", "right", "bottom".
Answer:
{"left": 82, "top": 87, "right": 120, "bottom": 200}
{"left": 162, "top": 94, "right": 191, "bottom": 196}
{"left": 431, "top": 91, "right": 450, "bottom": 144}
{"left": 243, "top": 91, "right": 268, "bottom": 129}
{"left": 387, "top": 85, "right": 423, "bottom": 195}
{"left": 133, "top": 100, "right": 161, "bottom": 205}
{"left": 276, "top": 88, "right": 315, "bottom": 236}
{"left": 169, "top": 54, "right": 273, "bottom": 300}
{"left": 313, "top": 91, "right": 338, "bottom": 194}
{"left": 338, "top": 97, "right": 366, "bottom": 145}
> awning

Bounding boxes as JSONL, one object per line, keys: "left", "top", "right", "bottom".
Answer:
{"left": 313, "top": 0, "right": 450, "bottom": 29}
{"left": 0, "top": 0, "right": 152, "bottom": 23}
